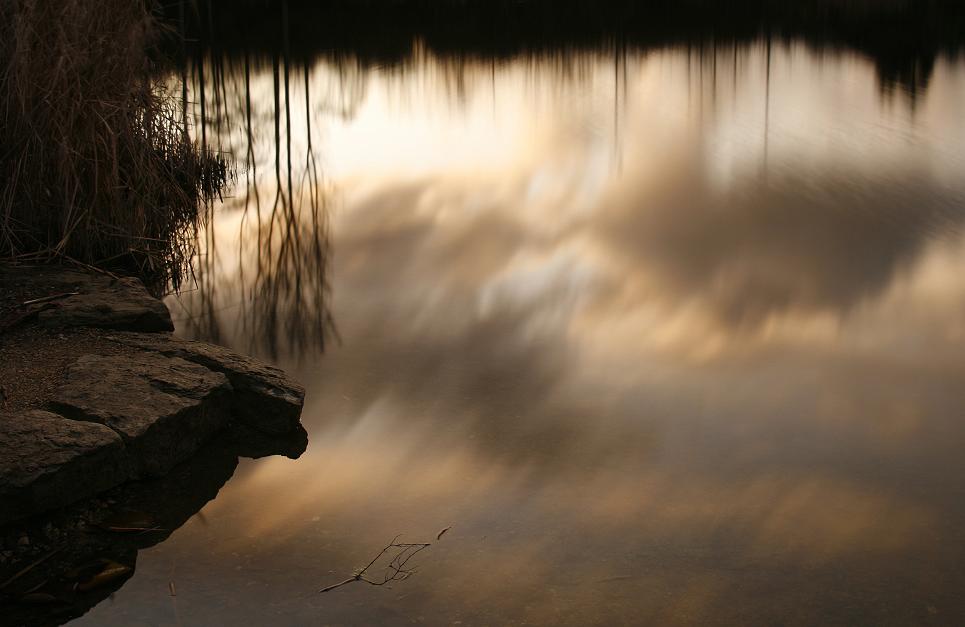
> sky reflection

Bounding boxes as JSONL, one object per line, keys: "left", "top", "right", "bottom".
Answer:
{"left": 85, "top": 43, "right": 965, "bottom": 625}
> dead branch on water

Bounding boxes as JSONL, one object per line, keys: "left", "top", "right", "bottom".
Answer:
{"left": 318, "top": 535, "right": 435, "bottom": 594}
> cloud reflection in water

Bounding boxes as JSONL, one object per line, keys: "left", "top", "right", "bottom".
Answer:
{"left": 99, "top": 43, "right": 965, "bottom": 626}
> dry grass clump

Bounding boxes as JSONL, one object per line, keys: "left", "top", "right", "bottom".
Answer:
{"left": 0, "top": 0, "right": 226, "bottom": 292}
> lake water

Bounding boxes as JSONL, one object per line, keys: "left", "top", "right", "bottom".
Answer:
{"left": 76, "top": 40, "right": 965, "bottom": 625}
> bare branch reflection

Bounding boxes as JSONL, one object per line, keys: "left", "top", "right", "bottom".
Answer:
{"left": 172, "top": 13, "right": 341, "bottom": 360}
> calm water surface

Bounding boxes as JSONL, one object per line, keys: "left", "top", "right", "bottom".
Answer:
{"left": 78, "top": 43, "right": 965, "bottom": 625}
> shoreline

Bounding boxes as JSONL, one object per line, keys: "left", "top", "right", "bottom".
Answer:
{"left": 0, "top": 263, "right": 307, "bottom": 621}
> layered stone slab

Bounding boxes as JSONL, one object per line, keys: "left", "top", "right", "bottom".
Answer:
{"left": 1, "top": 266, "right": 307, "bottom": 529}
{"left": 0, "top": 265, "right": 173, "bottom": 332}
{"left": 37, "top": 275, "right": 174, "bottom": 332}
{"left": 0, "top": 410, "right": 129, "bottom": 525}
{"left": 107, "top": 332, "right": 306, "bottom": 435}
{"left": 51, "top": 352, "right": 233, "bottom": 477}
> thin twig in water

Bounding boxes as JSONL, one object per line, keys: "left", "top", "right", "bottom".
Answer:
{"left": 103, "top": 526, "right": 168, "bottom": 534}
{"left": 318, "top": 535, "right": 435, "bottom": 594}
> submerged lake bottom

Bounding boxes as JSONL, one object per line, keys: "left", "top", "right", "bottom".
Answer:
{"left": 75, "top": 39, "right": 965, "bottom": 625}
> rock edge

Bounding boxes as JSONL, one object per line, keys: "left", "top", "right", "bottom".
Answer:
{"left": 0, "top": 266, "right": 307, "bottom": 527}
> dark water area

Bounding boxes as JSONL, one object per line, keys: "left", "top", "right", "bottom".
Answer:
{"left": 67, "top": 2, "right": 965, "bottom": 625}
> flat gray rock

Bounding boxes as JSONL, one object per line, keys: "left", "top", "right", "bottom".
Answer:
{"left": 38, "top": 276, "right": 174, "bottom": 333}
{"left": 107, "top": 332, "right": 305, "bottom": 435}
{"left": 0, "top": 265, "right": 173, "bottom": 332}
{"left": 0, "top": 410, "right": 129, "bottom": 525}
{"left": 51, "top": 352, "right": 233, "bottom": 476}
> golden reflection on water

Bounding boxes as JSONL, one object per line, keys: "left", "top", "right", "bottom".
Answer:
{"left": 99, "top": 43, "right": 965, "bottom": 625}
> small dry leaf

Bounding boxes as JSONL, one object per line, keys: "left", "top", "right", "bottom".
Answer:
{"left": 436, "top": 526, "right": 452, "bottom": 541}
{"left": 76, "top": 560, "right": 132, "bottom": 592}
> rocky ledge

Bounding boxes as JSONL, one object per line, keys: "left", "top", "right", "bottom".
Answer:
{"left": 0, "top": 265, "right": 306, "bottom": 527}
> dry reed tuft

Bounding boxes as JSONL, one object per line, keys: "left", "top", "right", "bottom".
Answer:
{"left": 0, "top": 0, "right": 226, "bottom": 292}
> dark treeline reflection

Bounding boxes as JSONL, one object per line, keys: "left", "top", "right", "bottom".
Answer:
{"left": 167, "top": 0, "right": 965, "bottom": 97}
{"left": 165, "top": 0, "right": 965, "bottom": 358}
{"left": 171, "top": 22, "right": 339, "bottom": 360}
